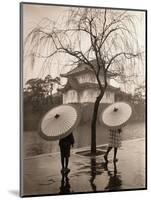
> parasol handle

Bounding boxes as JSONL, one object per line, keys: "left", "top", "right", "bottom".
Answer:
{"left": 113, "top": 107, "right": 118, "bottom": 112}
{"left": 54, "top": 114, "right": 60, "bottom": 119}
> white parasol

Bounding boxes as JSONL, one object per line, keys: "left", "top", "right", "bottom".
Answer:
{"left": 100, "top": 102, "right": 132, "bottom": 128}
{"left": 39, "top": 104, "right": 80, "bottom": 140}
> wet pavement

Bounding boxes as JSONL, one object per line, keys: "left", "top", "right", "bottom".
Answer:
{"left": 23, "top": 138, "right": 146, "bottom": 196}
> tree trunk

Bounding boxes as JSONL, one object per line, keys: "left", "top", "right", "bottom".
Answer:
{"left": 91, "top": 93, "right": 104, "bottom": 154}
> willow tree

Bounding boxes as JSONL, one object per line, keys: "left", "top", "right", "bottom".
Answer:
{"left": 24, "top": 7, "right": 143, "bottom": 154}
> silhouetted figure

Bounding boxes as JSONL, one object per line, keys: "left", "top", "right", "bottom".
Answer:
{"left": 104, "top": 128, "right": 122, "bottom": 162}
{"left": 59, "top": 133, "right": 74, "bottom": 173}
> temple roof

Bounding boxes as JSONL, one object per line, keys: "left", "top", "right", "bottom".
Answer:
{"left": 59, "top": 77, "right": 120, "bottom": 93}
{"left": 61, "top": 60, "right": 115, "bottom": 78}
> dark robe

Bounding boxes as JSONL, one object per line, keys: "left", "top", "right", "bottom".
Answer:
{"left": 59, "top": 133, "right": 74, "bottom": 157}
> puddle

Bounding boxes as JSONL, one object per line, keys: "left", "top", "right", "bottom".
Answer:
{"left": 76, "top": 149, "right": 105, "bottom": 157}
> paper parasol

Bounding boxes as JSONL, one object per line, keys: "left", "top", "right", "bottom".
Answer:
{"left": 100, "top": 102, "right": 132, "bottom": 128}
{"left": 39, "top": 104, "right": 80, "bottom": 141}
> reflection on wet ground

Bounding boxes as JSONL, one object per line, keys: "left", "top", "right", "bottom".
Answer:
{"left": 58, "top": 158, "right": 122, "bottom": 194}
{"left": 23, "top": 138, "right": 146, "bottom": 196}
{"left": 104, "top": 162, "right": 122, "bottom": 191}
{"left": 70, "top": 157, "right": 122, "bottom": 192}
{"left": 59, "top": 173, "right": 72, "bottom": 194}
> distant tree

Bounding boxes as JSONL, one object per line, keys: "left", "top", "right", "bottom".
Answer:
{"left": 43, "top": 75, "right": 61, "bottom": 105}
{"left": 26, "top": 78, "right": 45, "bottom": 95}
{"left": 132, "top": 83, "right": 145, "bottom": 104}
{"left": 25, "top": 75, "right": 61, "bottom": 111}
{"left": 25, "top": 78, "right": 45, "bottom": 111}
{"left": 25, "top": 8, "right": 144, "bottom": 154}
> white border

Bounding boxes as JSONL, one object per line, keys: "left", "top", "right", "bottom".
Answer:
{"left": 0, "top": 0, "right": 149, "bottom": 199}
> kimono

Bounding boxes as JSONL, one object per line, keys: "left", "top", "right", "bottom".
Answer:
{"left": 108, "top": 129, "right": 122, "bottom": 148}
{"left": 59, "top": 133, "right": 74, "bottom": 157}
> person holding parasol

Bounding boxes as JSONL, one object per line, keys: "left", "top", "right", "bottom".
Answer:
{"left": 39, "top": 104, "right": 80, "bottom": 173}
{"left": 59, "top": 132, "right": 74, "bottom": 173}
{"left": 100, "top": 102, "right": 132, "bottom": 163}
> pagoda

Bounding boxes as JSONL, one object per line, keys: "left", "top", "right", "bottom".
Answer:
{"left": 60, "top": 60, "right": 120, "bottom": 104}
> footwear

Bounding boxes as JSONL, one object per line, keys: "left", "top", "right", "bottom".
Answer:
{"left": 64, "top": 168, "right": 70, "bottom": 173}
{"left": 61, "top": 168, "right": 65, "bottom": 173}
{"left": 104, "top": 155, "right": 108, "bottom": 162}
{"left": 113, "top": 158, "right": 118, "bottom": 162}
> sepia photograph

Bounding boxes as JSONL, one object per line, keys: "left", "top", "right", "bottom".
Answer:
{"left": 20, "top": 2, "right": 146, "bottom": 197}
